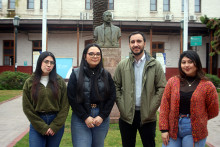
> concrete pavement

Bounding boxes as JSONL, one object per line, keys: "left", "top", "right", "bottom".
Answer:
{"left": 0, "top": 95, "right": 219, "bottom": 147}
{"left": 0, "top": 96, "right": 29, "bottom": 147}
{"left": 206, "top": 113, "right": 220, "bottom": 147}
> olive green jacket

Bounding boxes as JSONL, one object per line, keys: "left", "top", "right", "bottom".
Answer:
{"left": 113, "top": 51, "right": 166, "bottom": 124}
{"left": 22, "top": 74, "right": 69, "bottom": 135}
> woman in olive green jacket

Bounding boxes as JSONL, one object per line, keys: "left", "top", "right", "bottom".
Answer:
{"left": 23, "top": 51, "right": 69, "bottom": 147}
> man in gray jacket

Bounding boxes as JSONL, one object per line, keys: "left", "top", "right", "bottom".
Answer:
{"left": 113, "top": 31, "right": 166, "bottom": 147}
{"left": 94, "top": 10, "right": 121, "bottom": 48}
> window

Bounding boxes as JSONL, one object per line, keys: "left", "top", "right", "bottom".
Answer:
{"left": 85, "top": 0, "right": 92, "bottom": 10}
{"left": 33, "top": 41, "right": 42, "bottom": 51}
{"left": 0, "top": 0, "right": 2, "bottom": 9}
{"left": 152, "top": 42, "right": 164, "bottom": 58}
{"left": 85, "top": 39, "right": 94, "bottom": 47}
{"left": 27, "top": 0, "right": 34, "bottom": 9}
{"left": 8, "top": 0, "right": 15, "bottom": 9}
{"left": 108, "top": 0, "right": 114, "bottom": 10}
{"left": 3, "top": 40, "right": 14, "bottom": 66}
{"left": 163, "top": 0, "right": 170, "bottom": 11}
{"left": 40, "top": 0, "right": 48, "bottom": 9}
{"left": 150, "top": 0, "right": 157, "bottom": 11}
{"left": 195, "top": 0, "right": 201, "bottom": 13}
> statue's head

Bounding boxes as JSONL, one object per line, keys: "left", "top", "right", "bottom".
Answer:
{"left": 103, "top": 11, "right": 113, "bottom": 23}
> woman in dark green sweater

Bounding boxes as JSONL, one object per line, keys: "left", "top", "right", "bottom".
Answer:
{"left": 23, "top": 51, "right": 69, "bottom": 147}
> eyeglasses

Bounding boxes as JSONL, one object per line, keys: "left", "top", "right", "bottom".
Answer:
{"left": 87, "top": 52, "right": 101, "bottom": 57}
{"left": 43, "top": 60, "right": 55, "bottom": 65}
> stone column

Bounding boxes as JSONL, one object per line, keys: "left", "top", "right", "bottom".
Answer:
{"left": 102, "top": 48, "right": 121, "bottom": 75}
{"left": 102, "top": 48, "right": 121, "bottom": 123}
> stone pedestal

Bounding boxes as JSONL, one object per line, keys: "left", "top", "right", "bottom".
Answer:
{"left": 102, "top": 48, "right": 121, "bottom": 75}
{"left": 101, "top": 48, "right": 121, "bottom": 123}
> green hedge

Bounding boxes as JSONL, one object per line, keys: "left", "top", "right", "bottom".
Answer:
{"left": 205, "top": 74, "right": 220, "bottom": 88}
{"left": 0, "top": 71, "right": 31, "bottom": 90}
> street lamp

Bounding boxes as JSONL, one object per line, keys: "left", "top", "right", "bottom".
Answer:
{"left": 13, "top": 16, "right": 20, "bottom": 72}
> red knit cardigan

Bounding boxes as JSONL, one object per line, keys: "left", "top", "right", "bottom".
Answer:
{"left": 159, "top": 76, "right": 219, "bottom": 142}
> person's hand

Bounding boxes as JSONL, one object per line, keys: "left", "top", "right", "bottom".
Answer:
{"left": 48, "top": 128, "right": 55, "bottom": 136}
{"left": 161, "top": 132, "right": 169, "bottom": 146}
{"left": 45, "top": 128, "right": 55, "bottom": 136}
{"left": 85, "top": 116, "right": 95, "bottom": 128}
{"left": 45, "top": 129, "right": 49, "bottom": 136}
{"left": 93, "top": 116, "right": 103, "bottom": 127}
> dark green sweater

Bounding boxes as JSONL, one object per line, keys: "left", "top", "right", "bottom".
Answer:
{"left": 22, "top": 74, "right": 69, "bottom": 135}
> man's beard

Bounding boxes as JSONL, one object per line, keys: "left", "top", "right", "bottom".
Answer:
{"left": 131, "top": 47, "right": 144, "bottom": 56}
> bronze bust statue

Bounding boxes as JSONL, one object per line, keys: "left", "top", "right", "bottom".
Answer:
{"left": 94, "top": 11, "right": 121, "bottom": 48}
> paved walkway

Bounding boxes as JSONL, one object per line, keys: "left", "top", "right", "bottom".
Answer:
{"left": 0, "top": 96, "right": 29, "bottom": 147}
{"left": 0, "top": 96, "right": 219, "bottom": 147}
{"left": 206, "top": 113, "right": 220, "bottom": 147}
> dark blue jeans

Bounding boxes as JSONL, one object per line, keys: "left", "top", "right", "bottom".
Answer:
{"left": 71, "top": 108, "right": 110, "bottom": 147}
{"left": 29, "top": 114, "right": 64, "bottom": 147}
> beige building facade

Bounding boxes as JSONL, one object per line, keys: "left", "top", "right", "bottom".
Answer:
{"left": 0, "top": 0, "right": 219, "bottom": 79}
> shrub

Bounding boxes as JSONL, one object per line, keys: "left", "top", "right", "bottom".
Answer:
{"left": 0, "top": 71, "right": 31, "bottom": 90}
{"left": 205, "top": 74, "right": 220, "bottom": 88}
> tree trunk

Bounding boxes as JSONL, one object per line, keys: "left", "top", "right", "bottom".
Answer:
{"left": 93, "top": 0, "right": 108, "bottom": 31}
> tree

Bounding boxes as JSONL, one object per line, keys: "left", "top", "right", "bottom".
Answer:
{"left": 93, "top": 0, "right": 108, "bottom": 31}
{"left": 200, "top": 15, "right": 220, "bottom": 56}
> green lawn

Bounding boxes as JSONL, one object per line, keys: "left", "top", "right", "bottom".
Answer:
{"left": 0, "top": 90, "right": 22, "bottom": 102}
{"left": 219, "top": 93, "right": 220, "bottom": 108}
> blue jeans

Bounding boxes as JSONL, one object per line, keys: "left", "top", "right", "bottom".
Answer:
{"left": 162, "top": 116, "right": 207, "bottom": 147}
{"left": 71, "top": 108, "right": 110, "bottom": 147}
{"left": 29, "top": 114, "right": 64, "bottom": 147}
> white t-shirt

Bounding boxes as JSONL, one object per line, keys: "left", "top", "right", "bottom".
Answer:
{"left": 40, "top": 75, "right": 49, "bottom": 87}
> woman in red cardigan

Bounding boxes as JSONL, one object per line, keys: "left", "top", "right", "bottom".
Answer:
{"left": 159, "top": 50, "right": 219, "bottom": 147}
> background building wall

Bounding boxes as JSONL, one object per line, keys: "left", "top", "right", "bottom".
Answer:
{"left": 0, "top": 0, "right": 219, "bottom": 76}
{"left": 17, "top": 33, "right": 32, "bottom": 66}
{"left": 0, "top": 0, "right": 219, "bottom": 20}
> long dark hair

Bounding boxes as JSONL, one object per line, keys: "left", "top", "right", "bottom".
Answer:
{"left": 32, "top": 51, "right": 59, "bottom": 101}
{"left": 178, "top": 50, "right": 207, "bottom": 80}
{"left": 77, "top": 43, "right": 110, "bottom": 103}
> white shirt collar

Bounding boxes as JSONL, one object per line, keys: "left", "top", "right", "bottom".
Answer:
{"left": 134, "top": 53, "right": 146, "bottom": 64}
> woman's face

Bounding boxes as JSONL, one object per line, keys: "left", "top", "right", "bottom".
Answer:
{"left": 181, "top": 56, "right": 197, "bottom": 77}
{"left": 85, "top": 46, "right": 101, "bottom": 68}
{"left": 41, "top": 56, "right": 55, "bottom": 76}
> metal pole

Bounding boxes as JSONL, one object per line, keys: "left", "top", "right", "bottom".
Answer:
{"left": 15, "top": 27, "right": 18, "bottom": 72}
{"left": 183, "top": 0, "right": 188, "bottom": 51}
{"left": 150, "top": 28, "right": 152, "bottom": 55}
{"left": 180, "top": 29, "right": 183, "bottom": 54}
{"left": 77, "top": 25, "right": 79, "bottom": 67}
{"left": 42, "top": 0, "right": 47, "bottom": 52}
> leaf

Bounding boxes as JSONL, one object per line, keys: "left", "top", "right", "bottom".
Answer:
{"left": 209, "top": 52, "right": 215, "bottom": 56}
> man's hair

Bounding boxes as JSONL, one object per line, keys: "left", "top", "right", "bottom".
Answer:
{"left": 128, "top": 31, "right": 146, "bottom": 43}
